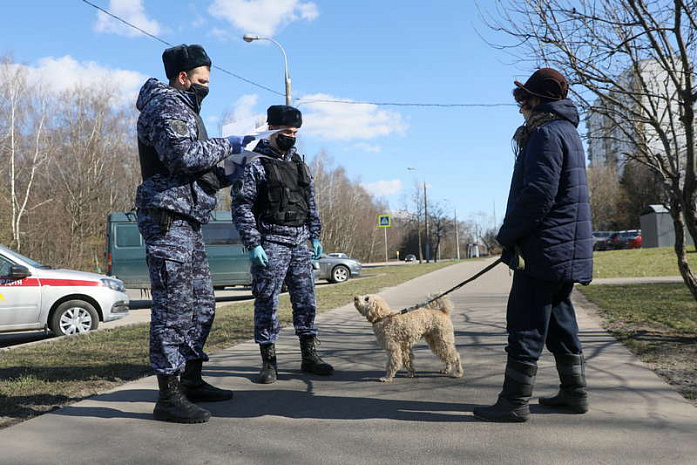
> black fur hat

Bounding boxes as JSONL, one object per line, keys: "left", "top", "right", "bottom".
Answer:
{"left": 162, "top": 44, "right": 212, "bottom": 79}
{"left": 267, "top": 105, "right": 302, "bottom": 128}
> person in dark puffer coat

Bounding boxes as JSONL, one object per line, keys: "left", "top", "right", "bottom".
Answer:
{"left": 473, "top": 68, "right": 593, "bottom": 423}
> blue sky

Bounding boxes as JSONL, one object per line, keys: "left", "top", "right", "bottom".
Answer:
{"left": 1, "top": 0, "right": 553, "bottom": 226}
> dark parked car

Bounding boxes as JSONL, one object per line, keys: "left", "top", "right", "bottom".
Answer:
{"left": 312, "top": 254, "right": 362, "bottom": 283}
{"left": 592, "top": 231, "right": 613, "bottom": 250}
{"left": 596, "top": 229, "right": 642, "bottom": 251}
{"left": 593, "top": 231, "right": 618, "bottom": 251}
{"left": 620, "top": 230, "right": 642, "bottom": 249}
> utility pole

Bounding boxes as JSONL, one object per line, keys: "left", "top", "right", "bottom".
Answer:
{"left": 454, "top": 208, "right": 460, "bottom": 260}
{"left": 424, "top": 182, "right": 430, "bottom": 262}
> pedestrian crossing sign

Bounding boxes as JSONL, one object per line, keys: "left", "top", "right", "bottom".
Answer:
{"left": 378, "top": 214, "right": 391, "bottom": 227}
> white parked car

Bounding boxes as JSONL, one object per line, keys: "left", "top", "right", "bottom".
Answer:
{"left": 0, "top": 245, "right": 129, "bottom": 336}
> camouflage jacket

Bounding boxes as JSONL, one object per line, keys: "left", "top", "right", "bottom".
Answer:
{"left": 231, "top": 140, "right": 321, "bottom": 249}
{"left": 135, "top": 78, "right": 246, "bottom": 224}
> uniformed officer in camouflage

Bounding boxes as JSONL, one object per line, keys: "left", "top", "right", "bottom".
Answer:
{"left": 231, "top": 105, "right": 333, "bottom": 384}
{"left": 136, "top": 44, "right": 254, "bottom": 423}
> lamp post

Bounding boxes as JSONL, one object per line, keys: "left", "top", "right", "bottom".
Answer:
{"left": 243, "top": 34, "right": 292, "bottom": 106}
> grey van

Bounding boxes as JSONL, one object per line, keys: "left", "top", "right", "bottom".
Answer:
{"left": 106, "top": 211, "right": 251, "bottom": 289}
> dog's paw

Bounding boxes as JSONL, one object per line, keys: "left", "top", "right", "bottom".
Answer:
{"left": 378, "top": 377, "right": 394, "bottom": 383}
{"left": 439, "top": 368, "right": 448, "bottom": 374}
{"left": 407, "top": 371, "right": 415, "bottom": 378}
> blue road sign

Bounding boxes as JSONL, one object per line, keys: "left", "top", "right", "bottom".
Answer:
{"left": 378, "top": 214, "right": 391, "bottom": 227}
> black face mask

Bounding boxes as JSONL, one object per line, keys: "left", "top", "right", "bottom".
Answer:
{"left": 275, "top": 133, "right": 296, "bottom": 152}
{"left": 188, "top": 83, "right": 209, "bottom": 110}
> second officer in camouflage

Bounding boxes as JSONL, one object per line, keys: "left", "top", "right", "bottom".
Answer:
{"left": 136, "top": 44, "right": 254, "bottom": 423}
{"left": 231, "top": 105, "right": 333, "bottom": 384}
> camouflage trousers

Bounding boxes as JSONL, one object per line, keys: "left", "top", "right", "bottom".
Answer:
{"left": 137, "top": 209, "right": 215, "bottom": 375}
{"left": 251, "top": 240, "right": 318, "bottom": 344}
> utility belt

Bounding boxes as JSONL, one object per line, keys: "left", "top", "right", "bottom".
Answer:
{"left": 144, "top": 208, "right": 195, "bottom": 234}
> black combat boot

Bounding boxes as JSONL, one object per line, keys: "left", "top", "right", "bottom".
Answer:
{"left": 539, "top": 353, "right": 588, "bottom": 413}
{"left": 180, "top": 359, "right": 234, "bottom": 402}
{"left": 259, "top": 344, "right": 278, "bottom": 384}
{"left": 153, "top": 374, "right": 211, "bottom": 424}
{"left": 299, "top": 335, "right": 334, "bottom": 375}
{"left": 473, "top": 358, "right": 537, "bottom": 423}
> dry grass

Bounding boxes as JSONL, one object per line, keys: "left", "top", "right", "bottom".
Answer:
{"left": 579, "top": 283, "right": 697, "bottom": 403}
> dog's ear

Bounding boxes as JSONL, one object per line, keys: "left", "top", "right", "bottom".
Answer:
{"left": 368, "top": 295, "right": 390, "bottom": 320}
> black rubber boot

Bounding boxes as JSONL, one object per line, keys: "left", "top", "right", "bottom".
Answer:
{"left": 153, "top": 374, "right": 211, "bottom": 424}
{"left": 299, "top": 335, "right": 334, "bottom": 375}
{"left": 539, "top": 353, "right": 588, "bottom": 413}
{"left": 259, "top": 344, "right": 278, "bottom": 384}
{"left": 180, "top": 359, "right": 234, "bottom": 402}
{"left": 473, "top": 358, "right": 537, "bottom": 423}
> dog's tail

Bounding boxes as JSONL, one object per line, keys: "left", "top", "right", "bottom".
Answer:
{"left": 425, "top": 294, "right": 453, "bottom": 315}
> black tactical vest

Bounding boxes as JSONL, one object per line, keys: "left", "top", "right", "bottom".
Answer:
{"left": 138, "top": 139, "right": 168, "bottom": 181}
{"left": 138, "top": 112, "right": 221, "bottom": 191}
{"left": 256, "top": 154, "right": 311, "bottom": 227}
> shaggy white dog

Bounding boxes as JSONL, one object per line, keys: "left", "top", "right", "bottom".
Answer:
{"left": 353, "top": 294, "right": 464, "bottom": 382}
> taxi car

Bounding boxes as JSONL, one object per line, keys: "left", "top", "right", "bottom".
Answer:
{"left": 0, "top": 245, "right": 129, "bottom": 336}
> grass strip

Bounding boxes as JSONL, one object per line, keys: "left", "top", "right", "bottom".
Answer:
{"left": 592, "top": 247, "right": 692, "bottom": 279}
{"left": 578, "top": 283, "right": 697, "bottom": 402}
{"left": 0, "top": 260, "right": 456, "bottom": 428}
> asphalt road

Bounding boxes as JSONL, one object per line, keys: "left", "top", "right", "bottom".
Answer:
{"left": 0, "top": 259, "right": 695, "bottom": 464}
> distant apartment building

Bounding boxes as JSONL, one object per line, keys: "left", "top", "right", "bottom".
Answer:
{"left": 586, "top": 59, "right": 689, "bottom": 175}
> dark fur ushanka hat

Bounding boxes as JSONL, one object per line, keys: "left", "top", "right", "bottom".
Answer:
{"left": 162, "top": 44, "right": 212, "bottom": 79}
{"left": 514, "top": 68, "right": 569, "bottom": 101}
{"left": 267, "top": 105, "right": 302, "bottom": 128}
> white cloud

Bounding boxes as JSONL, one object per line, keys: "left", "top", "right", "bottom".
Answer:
{"left": 21, "top": 56, "right": 147, "bottom": 107}
{"left": 210, "top": 27, "right": 234, "bottom": 41}
{"left": 232, "top": 94, "right": 262, "bottom": 121}
{"left": 221, "top": 94, "right": 267, "bottom": 136}
{"left": 353, "top": 143, "right": 382, "bottom": 153}
{"left": 361, "top": 179, "right": 403, "bottom": 198}
{"left": 208, "top": 0, "right": 318, "bottom": 36}
{"left": 94, "top": 0, "right": 162, "bottom": 37}
{"left": 300, "top": 93, "right": 408, "bottom": 141}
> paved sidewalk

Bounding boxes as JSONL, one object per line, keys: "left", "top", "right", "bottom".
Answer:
{"left": 0, "top": 260, "right": 695, "bottom": 464}
{"left": 591, "top": 276, "right": 684, "bottom": 285}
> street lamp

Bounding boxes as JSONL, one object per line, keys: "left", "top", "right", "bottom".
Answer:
{"left": 243, "top": 34, "right": 292, "bottom": 106}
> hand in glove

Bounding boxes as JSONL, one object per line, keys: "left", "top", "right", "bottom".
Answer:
{"left": 226, "top": 135, "right": 256, "bottom": 153}
{"left": 311, "top": 238, "right": 324, "bottom": 260}
{"left": 248, "top": 245, "right": 269, "bottom": 267}
{"left": 503, "top": 245, "right": 525, "bottom": 271}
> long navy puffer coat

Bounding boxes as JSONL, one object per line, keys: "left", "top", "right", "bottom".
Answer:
{"left": 497, "top": 99, "right": 593, "bottom": 285}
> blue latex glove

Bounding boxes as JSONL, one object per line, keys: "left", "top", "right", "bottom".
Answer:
{"left": 311, "top": 238, "right": 323, "bottom": 260}
{"left": 227, "top": 135, "right": 256, "bottom": 153}
{"left": 248, "top": 245, "right": 268, "bottom": 267}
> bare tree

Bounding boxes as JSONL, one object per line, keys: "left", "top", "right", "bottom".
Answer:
{"left": 427, "top": 201, "right": 451, "bottom": 261}
{"left": 482, "top": 0, "right": 697, "bottom": 298}
{"left": 309, "top": 152, "right": 389, "bottom": 262}
{"left": 0, "top": 59, "right": 51, "bottom": 252}
{"left": 42, "top": 86, "right": 138, "bottom": 270}
{"left": 587, "top": 163, "right": 629, "bottom": 230}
